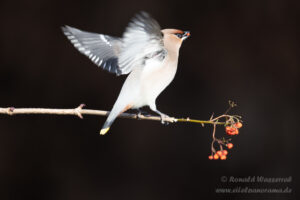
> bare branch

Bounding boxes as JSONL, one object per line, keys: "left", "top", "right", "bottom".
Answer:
{"left": 0, "top": 105, "right": 224, "bottom": 125}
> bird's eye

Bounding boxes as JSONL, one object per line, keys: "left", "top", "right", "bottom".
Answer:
{"left": 174, "top": 33, "right": 182, "bottom": 38}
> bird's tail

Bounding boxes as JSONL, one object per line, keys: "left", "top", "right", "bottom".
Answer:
{"left": 99, "top": 102, "right": 132, "bottom": 135}
{"left": 100, "top": 119, "right": 114, "bottom": 135}
{"left": 100, "top": 109, "right": 119, "bottom": 135}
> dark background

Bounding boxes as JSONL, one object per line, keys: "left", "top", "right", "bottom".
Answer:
{"left": 0, "top": 0, "right": 299, "bottom": 199}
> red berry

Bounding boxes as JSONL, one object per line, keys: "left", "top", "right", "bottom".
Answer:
{"left": 235, "top": 122, "right": 243, "bottom": 128}
{"left": 222, "top": 150, "right": 228, "bottom": 156}
{"left": 227, "top": 143, "right": 234, "bottom": 149}
{"left": 226, "top": 127, "right": 238, "bottom": 135}
{"left": 225, "top": 126, "right": 231, "bottom": 132}
{"left": 234, "top": 129, "right": 239, "bottom": 135}
{"left": 217, "top": 151, "right": 223, "bottom": 156}
{"left": 220, "top": 155, "right": 227, "bottom": 160}
{"left": 208, "top": 155, "right": 213, "bottom": 160}
{"left": 226, "top": 130, "right": 235, "bottom": 136}
{"left": 213, "top": 154, "right": 219, "bottom": 160}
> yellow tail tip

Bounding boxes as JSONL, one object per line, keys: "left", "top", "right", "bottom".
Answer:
{"left": 100, "top": 127, "right": 110, "bottom": 135}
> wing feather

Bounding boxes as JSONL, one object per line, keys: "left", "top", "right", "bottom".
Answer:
{"left": 118, "top": 12, "right": 166, "bottom": 74}
{"left": 62, "top": 26, "right": 122, "bottom": 75}
{"left": 62, "top": 12, "right": 166, "bottom": 76}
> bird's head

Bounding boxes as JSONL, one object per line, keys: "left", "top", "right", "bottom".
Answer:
{"left": 161, "top": 29, "right": 190, "bottom": 51}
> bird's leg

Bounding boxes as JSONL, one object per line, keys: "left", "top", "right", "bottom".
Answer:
{"left": 149, "top": 104, "right": 170, "bottom": 125}
{"left": 135, "top": 108, "right": 151, "bottom": 119}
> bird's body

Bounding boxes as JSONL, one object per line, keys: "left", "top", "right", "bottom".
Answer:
{"left": 102, "top": 49, "right": 179, "bottom": 134}
{"left": 62, "top": 12, "right": 190, "bottom": 134}
{"left": 126, "top": 49, "right": 178, "bottom": 109}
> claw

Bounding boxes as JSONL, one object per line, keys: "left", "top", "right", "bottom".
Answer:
{"left": 160, "top": 114, "right": 170, "bottom": 125}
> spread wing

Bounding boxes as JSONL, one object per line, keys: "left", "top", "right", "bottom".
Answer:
{"left": 118, "top": 12, "right": 166, "bottom": 74}
{"left": 62, "top": 25, "right": 122, "bottom": 75}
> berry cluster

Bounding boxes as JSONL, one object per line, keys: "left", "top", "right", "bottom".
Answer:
{"left": 209, "top": 149, "right": 228, "bottom": 160}
{"left": 209, "top": 143, "right": 234, "bottom": 160}
{"left": 208, "top": 101, "right": 242, "bottom": 160}
{"left": 209, "top": 121, "right": 242, "bottom": 160}
{"left": 225, "top": 122, "right": 242, "bottom": 135}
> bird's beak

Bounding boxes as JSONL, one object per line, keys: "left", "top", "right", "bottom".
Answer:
{"left": 182, "top": 31, "right": 191, "bottom": 41}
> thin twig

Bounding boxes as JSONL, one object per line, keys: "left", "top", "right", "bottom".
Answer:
{"left": 211, "top": 122, "right": 217, "bottom": 153}
{"left": 0, "top": 105, "right": 226, "bottom": 126}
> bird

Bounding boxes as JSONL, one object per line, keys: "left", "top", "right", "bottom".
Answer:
{"left": 62, "top": 12, "right": 190, "bottom": 135}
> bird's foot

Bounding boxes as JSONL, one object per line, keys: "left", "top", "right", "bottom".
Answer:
{"left": 150, "top": 107, "right": 177, "bottom": 125}
{"left": 160, "top": 114, "right": 176, "bottom": 125}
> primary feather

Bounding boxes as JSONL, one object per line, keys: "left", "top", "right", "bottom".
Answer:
{"left": 62, "top": 25, "right": 122, "bottom": 75}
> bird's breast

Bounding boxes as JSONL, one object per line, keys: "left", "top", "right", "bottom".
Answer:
{"left": 141, "top": 56, "right": 178, "bottom": 103}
